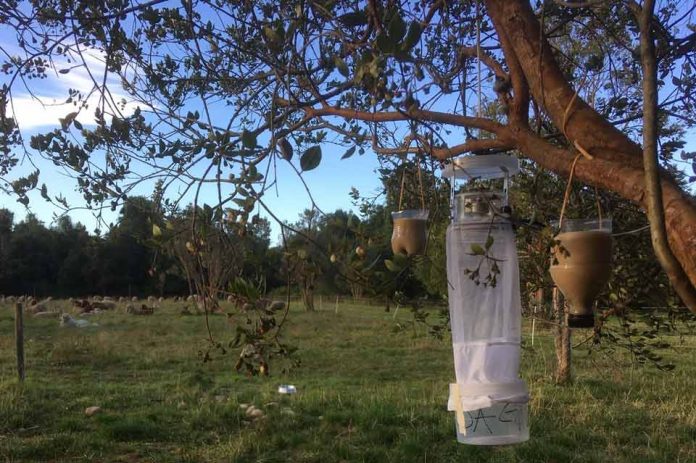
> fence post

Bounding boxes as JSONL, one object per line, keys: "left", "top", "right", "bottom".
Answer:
{"left": 335, "top": 296, "right": 339, "bottom": 314}
{"left": 15, "top": 302, "right": 25, "bottom": 382}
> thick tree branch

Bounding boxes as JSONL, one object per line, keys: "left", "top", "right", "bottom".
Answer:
{"left": 637, "top": 0, "right": 696, "bottom": 310}
{"left": 486, "top": 0, "right": 641, "bottom": 166}
{"left": 486, "top": 1, "right": 530, "bottom": 124}
{"left": 285, "top": 102, "right": 508, "bottom": 136}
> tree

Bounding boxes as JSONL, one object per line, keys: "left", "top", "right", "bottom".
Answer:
{"left": 0, "top": 1, "right": 694, "bottom": 309}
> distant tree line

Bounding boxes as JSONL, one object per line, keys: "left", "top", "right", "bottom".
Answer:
{"left": 0, "top": 197, "right": 280, "bottom": 297}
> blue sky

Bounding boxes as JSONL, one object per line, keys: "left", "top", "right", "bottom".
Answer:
{"left": 1, "top": 133, "right": 384, "bottom": 241}
{"left": 1, "top": 5, "right": 694, "bottom": 242}
{"left": 0, "top": 40, "right": 385, "bottom": 241}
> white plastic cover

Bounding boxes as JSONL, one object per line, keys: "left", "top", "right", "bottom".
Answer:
{"left": 446, "top": 221, "right": 529, "bottom": 413}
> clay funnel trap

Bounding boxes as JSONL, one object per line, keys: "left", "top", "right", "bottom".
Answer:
{"left": 550, "top": 218, "right": 612, "bottom": 328}
{"left": 391, "top": 209, "right": 429, "bottom": 256}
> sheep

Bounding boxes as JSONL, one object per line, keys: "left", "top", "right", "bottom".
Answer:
{"left": 59, "top": 313, "right": 95, "bottom": 328}
{"left": 72, "top": 299, "right": 114, "bottom": 313}
{"left": 92, "top": 301, "right": 116, "bottom": 310}
{"left": 126, "top": 304, "right": 155, "bottom": 315}
{"left": 131, "top": 296, "right": 138, "bottom": 302}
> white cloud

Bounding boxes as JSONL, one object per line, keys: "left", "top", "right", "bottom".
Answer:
{"left": 5, "top": 47, "right": 142, "bottom": 130}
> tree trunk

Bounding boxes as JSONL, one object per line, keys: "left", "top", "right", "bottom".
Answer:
{"left": 302, "top": 280, "right": 315, "bottom": 312}
{"left": 637, "top": 0, "right": 696, "bottom": 309}
{"left": 486, "top": 0, "right": 696, "bottom": 310}
{"left": 553, "top": 288, "right": 571, "bottom": 384}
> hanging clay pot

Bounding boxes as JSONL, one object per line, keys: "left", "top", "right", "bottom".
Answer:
{"left": 391, "top": 209, "right": 429, "bottom": 256}
{"left": 549, "top": 219, "right": 612, "bottom": 328}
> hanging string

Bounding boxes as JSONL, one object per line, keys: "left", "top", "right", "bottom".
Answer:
{"left": 398, "top": 164, "right": 407, "bottom": 211}
{"left": 417, "top": 156, "right": 426, "bottom": 210}
{"left": 558, "top": 152, "right": 584, "bottom": 230}
{"left": 475, "top": 0, "right": 482, "bottom": 121}
{"left": 558, "top": 73, "right": 604, "bottom": 230}
{"left": 594, "top": 186, "right": 603, "bottom": 223}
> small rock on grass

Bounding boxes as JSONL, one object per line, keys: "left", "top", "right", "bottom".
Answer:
{"left": 245, "top": 406, "right": 265, "bottom": 419}
{"left": 84, "top": 406, "right": 101, "bottom": 417}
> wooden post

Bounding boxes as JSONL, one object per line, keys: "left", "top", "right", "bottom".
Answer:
{"left": 15, "top": 302, "right": 25, "bottom": 382}
{"left": 335, "top": 296, "right": 339, "bottom": 314}
{"left": 531, "top": 288, "right": 543, "bottom": 346}
{"left": 553, "top": 288, "right": 571, "bottom": 384}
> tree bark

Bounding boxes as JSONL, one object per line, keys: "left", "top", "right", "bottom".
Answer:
{"left": 637, "top": 0, "right": 696, "bottom": 309}
{"left": 486, "top": 0, "right": 696, "bottom": 310}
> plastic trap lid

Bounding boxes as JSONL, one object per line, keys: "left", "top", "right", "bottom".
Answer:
{"left": 441, "top": 154, "right": 520, "bottom": 180}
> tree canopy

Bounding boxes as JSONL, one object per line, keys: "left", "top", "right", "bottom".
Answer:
{"left": 0, "top": 0, "right": 694, "bottom": 309}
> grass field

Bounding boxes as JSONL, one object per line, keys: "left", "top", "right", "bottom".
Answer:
{"left": 0, "top": 299, "right": 694, "bottom": 462}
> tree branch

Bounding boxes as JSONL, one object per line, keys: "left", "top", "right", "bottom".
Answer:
{"left": 637, "top": 0, "right": 696, "bottom": 311}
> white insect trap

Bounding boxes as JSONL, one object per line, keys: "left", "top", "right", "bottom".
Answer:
{"left": 441, "top": 155, "right": 529, "bottom": 445}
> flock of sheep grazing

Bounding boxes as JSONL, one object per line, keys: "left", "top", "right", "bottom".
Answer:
{"left": 0, "top": 294, "right": 217, "bottom": 323}
{"left": 0, "top": 294, "right": 283, "bottom": 322}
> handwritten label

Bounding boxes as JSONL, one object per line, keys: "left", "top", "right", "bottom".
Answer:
{"left": 463, "top": 402, "right": 526, "bottom": 436}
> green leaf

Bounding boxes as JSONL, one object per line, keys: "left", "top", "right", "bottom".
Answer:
{"left": 338, "top": 11, "right": 368, "bottom": 27}
{"left": 392, "top": 252, "right": 409, "bottom": 267}
{"left": 278, "top": 137, "right": 293, "bottom": 161}
{"left": 73, "top": 119, "right": 83, "bottom": 130}
{"left": 384, "top": 259, "right": 398, "bottom": 272}
{"left": 388, "top": 13, "right": 407, "bottom": 41}
{"left": 152, "top": 224, "right": 162, "bottom": 238}
{"left": 241, "top": 129, "right": 256, "bottom": 149}
{"left": 300, "top": 145, "right": 322, "bottom": 171}
{"left": 470, "top": 243, "right": 485, "bottom": 255}
{"left": 334, "top": 55, "right": 349, "bottom": 77}
{"left": 402, "top": 21, "right": 423, "bottom": 51}
{"left": 341, "top": 146, "right": 356, "bottom": 159}
{"left": 376, "top": 33, "right": 394, "bottom": 54}
{"left": 60, "top": 112, "right": 78, "bottom": 131}
{"left": 485, "top": 235, "right": 494, "bottom": 250}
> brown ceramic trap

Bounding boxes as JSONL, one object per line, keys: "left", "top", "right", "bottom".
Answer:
{"left": 391, "top": 209, "right": 429, "bottom": 256}
{"left": 550, "top": 218, "right": 612, "bottom": 328}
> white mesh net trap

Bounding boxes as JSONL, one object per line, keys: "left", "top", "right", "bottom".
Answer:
{"left": 446, "top": 220, "right": 529, "bottom": 445}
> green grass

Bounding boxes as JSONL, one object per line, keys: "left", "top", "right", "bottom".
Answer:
{"left": 0, "top": 300, "right": 694, "bottom": 462}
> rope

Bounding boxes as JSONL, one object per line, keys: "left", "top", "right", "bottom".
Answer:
{"left": 398, "top": 165, "right": 407, "bottom": 211}
{"left": 558, "top": 75, "right": 603, "bottom": 230}
{"left": 558, "top": 152, "right": 584, "bottom": 229}
{"left": 612, "top": 225, "right": 650, "bottom": 237}
{"left": 416, "top": 154, "right": 426, "bottom": 210}
{"left": 475, "top": 0, "right": 482, "bottom": 120}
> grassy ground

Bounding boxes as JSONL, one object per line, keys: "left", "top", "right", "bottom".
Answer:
{"left": 0, "top": 299, "right": 694, "bottom": 462}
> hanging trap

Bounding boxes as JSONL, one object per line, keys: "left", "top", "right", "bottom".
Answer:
{"left": 441, "top": 154, "right": 529, "bottom": 445}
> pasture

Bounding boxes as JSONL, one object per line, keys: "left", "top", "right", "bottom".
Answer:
{"left": 0, "top": 299, "right": 694, "bottom": 462}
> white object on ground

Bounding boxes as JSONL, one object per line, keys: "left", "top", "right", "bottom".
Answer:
{"left": 60, "top": 313, "right": 97, "bottom": 328}
{"left": 84, "top": 406, "right": 101, "bottom": 417}
{"left": 277, "top": 385, "right": 297, "bottom": 394}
